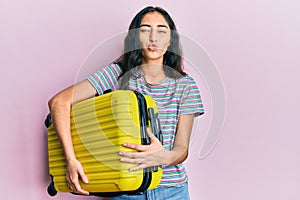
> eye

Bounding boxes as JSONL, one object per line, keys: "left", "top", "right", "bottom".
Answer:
{"left": 157, "top": 29, "right": 167, "bottom": 34}
{"left": 140, "top": 29, "right": 150, "bottom": 33}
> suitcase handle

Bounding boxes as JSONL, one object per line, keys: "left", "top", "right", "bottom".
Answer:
{"left": 148, "top": 108, "right": 163, "bottom": 172}
{"left": 148, "top": 108, "right": 163, "bottom": 144}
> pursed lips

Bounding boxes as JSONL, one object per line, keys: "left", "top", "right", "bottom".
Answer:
{"left": 148, "top": 43, "right": 158, "bottom": 51}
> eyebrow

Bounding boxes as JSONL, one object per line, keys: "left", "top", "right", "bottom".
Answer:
{"left": 140, "top": 24, "right": 169, "bottom": 29}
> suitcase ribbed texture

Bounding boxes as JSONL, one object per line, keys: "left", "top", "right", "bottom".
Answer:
{"left": 48, "top": 90, "right": 162, "bottom": 194}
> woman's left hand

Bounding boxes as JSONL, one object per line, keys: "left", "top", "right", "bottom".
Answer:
{"left": 119, "top": 127, "right": 167, "bottom": 171}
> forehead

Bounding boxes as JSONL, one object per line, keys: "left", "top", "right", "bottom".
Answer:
{"left": 140, "top": 12, "right": 169, "bottom": 28}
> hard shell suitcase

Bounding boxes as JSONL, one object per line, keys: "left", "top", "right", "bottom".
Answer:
{"left": 46, "top": 90, "right": 163, "bottom": 196}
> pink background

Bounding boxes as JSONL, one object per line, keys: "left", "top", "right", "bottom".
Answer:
{"left": 1, "top": 0, "right": 299, "bottom": 199}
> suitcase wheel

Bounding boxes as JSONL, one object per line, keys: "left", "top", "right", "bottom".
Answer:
{"left": 47, "top": 181, "right": 57, "bottom": 196}
{"left": 44, "top": 114, "right": 52, "bottom": 128}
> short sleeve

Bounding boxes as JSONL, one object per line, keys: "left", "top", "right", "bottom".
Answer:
{"left": 178, "top": 76, "right": 205, "bottom": 117}
{"left": 87, "top": 63, "right": 122, "bottom": 95}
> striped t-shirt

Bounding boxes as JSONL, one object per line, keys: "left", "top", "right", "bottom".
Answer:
{"left": 87, "top": 63, "right": 204, "bottom": 187}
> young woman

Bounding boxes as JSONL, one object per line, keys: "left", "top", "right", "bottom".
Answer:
{"left": 48, "top": 6, "right": 204, "bottom": 200}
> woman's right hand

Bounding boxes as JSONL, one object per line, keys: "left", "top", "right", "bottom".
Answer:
{"left": 66, "top": 158, "right": 89, "bottom": 195}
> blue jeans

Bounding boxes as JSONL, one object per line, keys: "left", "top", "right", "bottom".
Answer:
{"left": 110, "top": 182, "right": 190, "bottom": 200}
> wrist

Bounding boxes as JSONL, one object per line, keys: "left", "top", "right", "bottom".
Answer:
{"left": 161, "top": 150, "right": 173, "bottom": 166}
{"left": 163, "top": 148, "right": 188, "bottom": 166}
{"left": 65, "top": 154, "right": 76, "bottom": 164}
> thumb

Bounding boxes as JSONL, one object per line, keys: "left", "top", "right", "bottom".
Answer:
{"left": 146, "top": 127, "right": 157, "bottom": 141}
{"left": 78, "top": 168, "right": 89, "bottom": 184}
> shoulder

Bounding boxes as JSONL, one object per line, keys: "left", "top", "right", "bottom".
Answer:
{"left": 176, "top": 75, "right": 198, "bottom": 87}
{"left": 103, "top": 63, "right": 122, "bottom": 74}
{"left": 179, "top": 75, "right": 196, "bottom": 82}
{"left": 90, "top": 63, "right": 122, "bottom": 79}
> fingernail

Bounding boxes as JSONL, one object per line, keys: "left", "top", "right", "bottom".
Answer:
{"left": 119, "top": 152, "right": 124, "bottom": 156}
{"left": 123, "top": 143, "right": 128, "bottom": 147}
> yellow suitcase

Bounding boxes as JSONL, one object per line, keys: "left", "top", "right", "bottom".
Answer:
{"left": 46, "top": 90, "right": 163, "bottom": 197}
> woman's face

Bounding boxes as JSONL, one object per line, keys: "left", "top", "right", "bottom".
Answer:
{"left": 139, "top": 12, "right": 171, "bottom": 64}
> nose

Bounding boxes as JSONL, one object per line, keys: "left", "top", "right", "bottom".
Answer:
{"left": 149, "top": 29, "right": 157, "bottom": 42}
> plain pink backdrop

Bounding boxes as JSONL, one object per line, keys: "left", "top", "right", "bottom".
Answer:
{"left": 1, "top": 0, "right": 299, "bottom": 200}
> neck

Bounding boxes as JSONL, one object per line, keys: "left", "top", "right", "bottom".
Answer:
{"left": 141, "top": 63, "right": 163, "bottom": 75}
{"left": 141, "top": 64, "right": 166, "bottom": 85}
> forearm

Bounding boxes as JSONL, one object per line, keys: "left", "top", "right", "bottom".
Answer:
{"left": 48, "top": 81, "right": 97, "bottom": 163}
{"left": 48, "top": 93, "right": 75, "bottom": 162}
{"left": 162, "top": 145, "right": 189, "bottom": 166}
{"left": 163, "top": 114, "right": 194, "bottom": 166}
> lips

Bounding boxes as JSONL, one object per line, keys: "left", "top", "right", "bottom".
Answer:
{"left": 148, "top": 43, "right": 158, "bottom": 51}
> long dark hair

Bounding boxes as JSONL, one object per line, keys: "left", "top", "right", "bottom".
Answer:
{"left": 115, "top": 6, "right": 186, "bottom": 88}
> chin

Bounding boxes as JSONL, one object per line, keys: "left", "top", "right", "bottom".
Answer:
{"left": 144, "top": 52, "right": 165, "bottom": 61}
